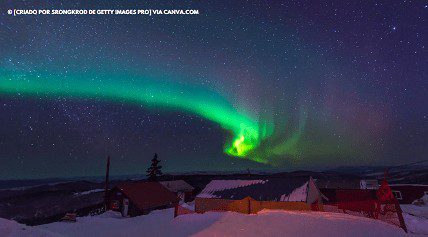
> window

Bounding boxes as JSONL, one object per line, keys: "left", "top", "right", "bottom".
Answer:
{"left": 392, "top": 190, "right": 402, "bottom": 200}
{"left": 178, "top": 192, "right": 185, "bottom": 202}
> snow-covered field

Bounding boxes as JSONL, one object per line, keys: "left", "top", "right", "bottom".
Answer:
{"left": 0, "top": 218, "right": 55, "bottom": 237}
{"left": 2, "top": 207, "right": 425, "bottom": 237}
{"left": 401, "top": 204, "right": 428, "bottom": 235}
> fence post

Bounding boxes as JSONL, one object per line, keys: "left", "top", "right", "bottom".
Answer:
{"left": 395, "top": 201, "right": 407, "bottom": 233}
{"left": 247, "top": 197, "right": 252, "bottom": 214}
{"left": 174, "top": 204, "right": 178, "bottom": 218}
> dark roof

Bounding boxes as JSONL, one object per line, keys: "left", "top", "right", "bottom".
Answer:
{"left": 115, "top": 182, "right": 179, "bottom": 210}
{"left": 197, "top": 177, "right": 310, "bottom": 201}
{"left": 160, "top": 180, "right": 194, "bottom": 192}
{"left": 315, "top": 178, "right": 361, "bottom": 189}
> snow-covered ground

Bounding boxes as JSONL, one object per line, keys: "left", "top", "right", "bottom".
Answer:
{"left": 401, "top": 204, "right": 428, "bottom": 235}
{"left": 2, "top": 208, "right": 422, "bottom": 237}
{"left": 0, "top": 217, "right": 57, "bottom": 237}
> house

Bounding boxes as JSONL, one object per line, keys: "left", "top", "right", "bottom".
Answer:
{"left": 195, "top": 177, "right": 323, "bottom": 214}
{"left": 109, "top": 181, "right": 179, "bottom": 217}
{"left": 389, "top": 184, "right": 428, "bottom": 204}
{"left": 315, "top": 178, "right": 379, "bottom": 190}
{"left": 160, "top": 180, "right": 194, "bottom": 203}
{"left": 319, "top": 180, "right": 408, "bottom": 232}
{"left": 316, "top": 178, "right": 379, "bottom": 204}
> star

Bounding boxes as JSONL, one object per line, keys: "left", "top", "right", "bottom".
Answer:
{"left": 0, "top": 0, "right": 427, "bottom": 179}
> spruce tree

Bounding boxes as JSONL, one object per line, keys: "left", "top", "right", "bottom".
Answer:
{"left": 146, "top": 153, "right": 162, "bottom": 181}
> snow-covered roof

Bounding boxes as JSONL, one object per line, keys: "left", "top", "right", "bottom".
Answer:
{"left": 197, "top": 178, "right": 311, "bottom": 202}
{"left": 279, "top": 182, "right": 308, "bottom": 202}
{"left": 197, "top": 180, "right": 265, "bottom": 198}
{"left": 160, "top": 180, "right": 194, "bottom": 192}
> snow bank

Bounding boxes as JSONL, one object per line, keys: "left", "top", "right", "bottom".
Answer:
{"left": 401, "top": 204, "right": 428, "bottom": 235}
{"left": 3, "top": 206, "right": 422, "bottom": 236}
{"left": 35, "top": 208, "right": 413, "bottom": 237}
{"left": 0, "top": 218, "right": 58, "bottom": 237}
{"left": 401, "top": 204, "right": 428, "bottom": 219}
{"left": 192, "top": 210, "right": 408, "bottom": 237}
{"left": 404, "top": 213, "right": 428, "bottom": 235}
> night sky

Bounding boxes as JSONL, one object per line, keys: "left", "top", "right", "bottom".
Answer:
{"left": 0, "top": 1, "right": 427, "bottom": 179}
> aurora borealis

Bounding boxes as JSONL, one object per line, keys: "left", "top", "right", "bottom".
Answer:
{"left": 0, "top": 0, "right": 427, "bottom": 179}
{"left": 0, "top": 69, "right": 265, "bottom": 161}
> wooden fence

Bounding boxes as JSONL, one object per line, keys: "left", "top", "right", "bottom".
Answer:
{"left": 195, "top": 196, "right": 406, "bottom": 232}
{"left": 195, "top": 197, "right": 312, "bottom": 214}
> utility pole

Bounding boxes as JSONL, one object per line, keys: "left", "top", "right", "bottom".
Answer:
{"left": 104, "top": 156, "right": 110, "bottom": 210}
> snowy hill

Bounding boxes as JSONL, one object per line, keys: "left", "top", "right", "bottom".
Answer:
{"left": 2, "top": 208, "right": 423, "bottom": 237}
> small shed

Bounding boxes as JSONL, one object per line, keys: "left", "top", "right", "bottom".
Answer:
{"left": 160, "top": 180, "right": 194, "bottom": 203}
{"left": 109, "top": 181, "right": 179, "bottom": 217}
{"left": 195, "top": 177, "right": 323, "bottom": 214}
{"left": 389, "top": 184, "right": 428, "bottom": 204}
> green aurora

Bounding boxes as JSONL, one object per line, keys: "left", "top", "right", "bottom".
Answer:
{"left": 0, "top": 69, "right": 310, "bottom": 164}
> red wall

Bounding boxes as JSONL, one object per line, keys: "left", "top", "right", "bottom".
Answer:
{"left": 390, "top": 185, "right": 428, "bottom": 204}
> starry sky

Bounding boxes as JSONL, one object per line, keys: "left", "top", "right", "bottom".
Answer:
{"left": 0, "top": 0, "right": 427, "bottom": 179}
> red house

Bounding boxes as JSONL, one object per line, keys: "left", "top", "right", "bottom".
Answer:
{"left": 389, "top": 184, "right": 428, "bottom": 204}
{"left": 109, "top": 181, "right": 179, "bottom": 217}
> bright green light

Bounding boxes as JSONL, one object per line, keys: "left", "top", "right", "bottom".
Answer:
{"left": 0, "top": 68, "right": 315, "bottom": 164}
{"left": 0, "top": 70, "right": 268, "bottom": 162}
{"left": 225, "top": 123, "right": 260, "bottom": 157}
